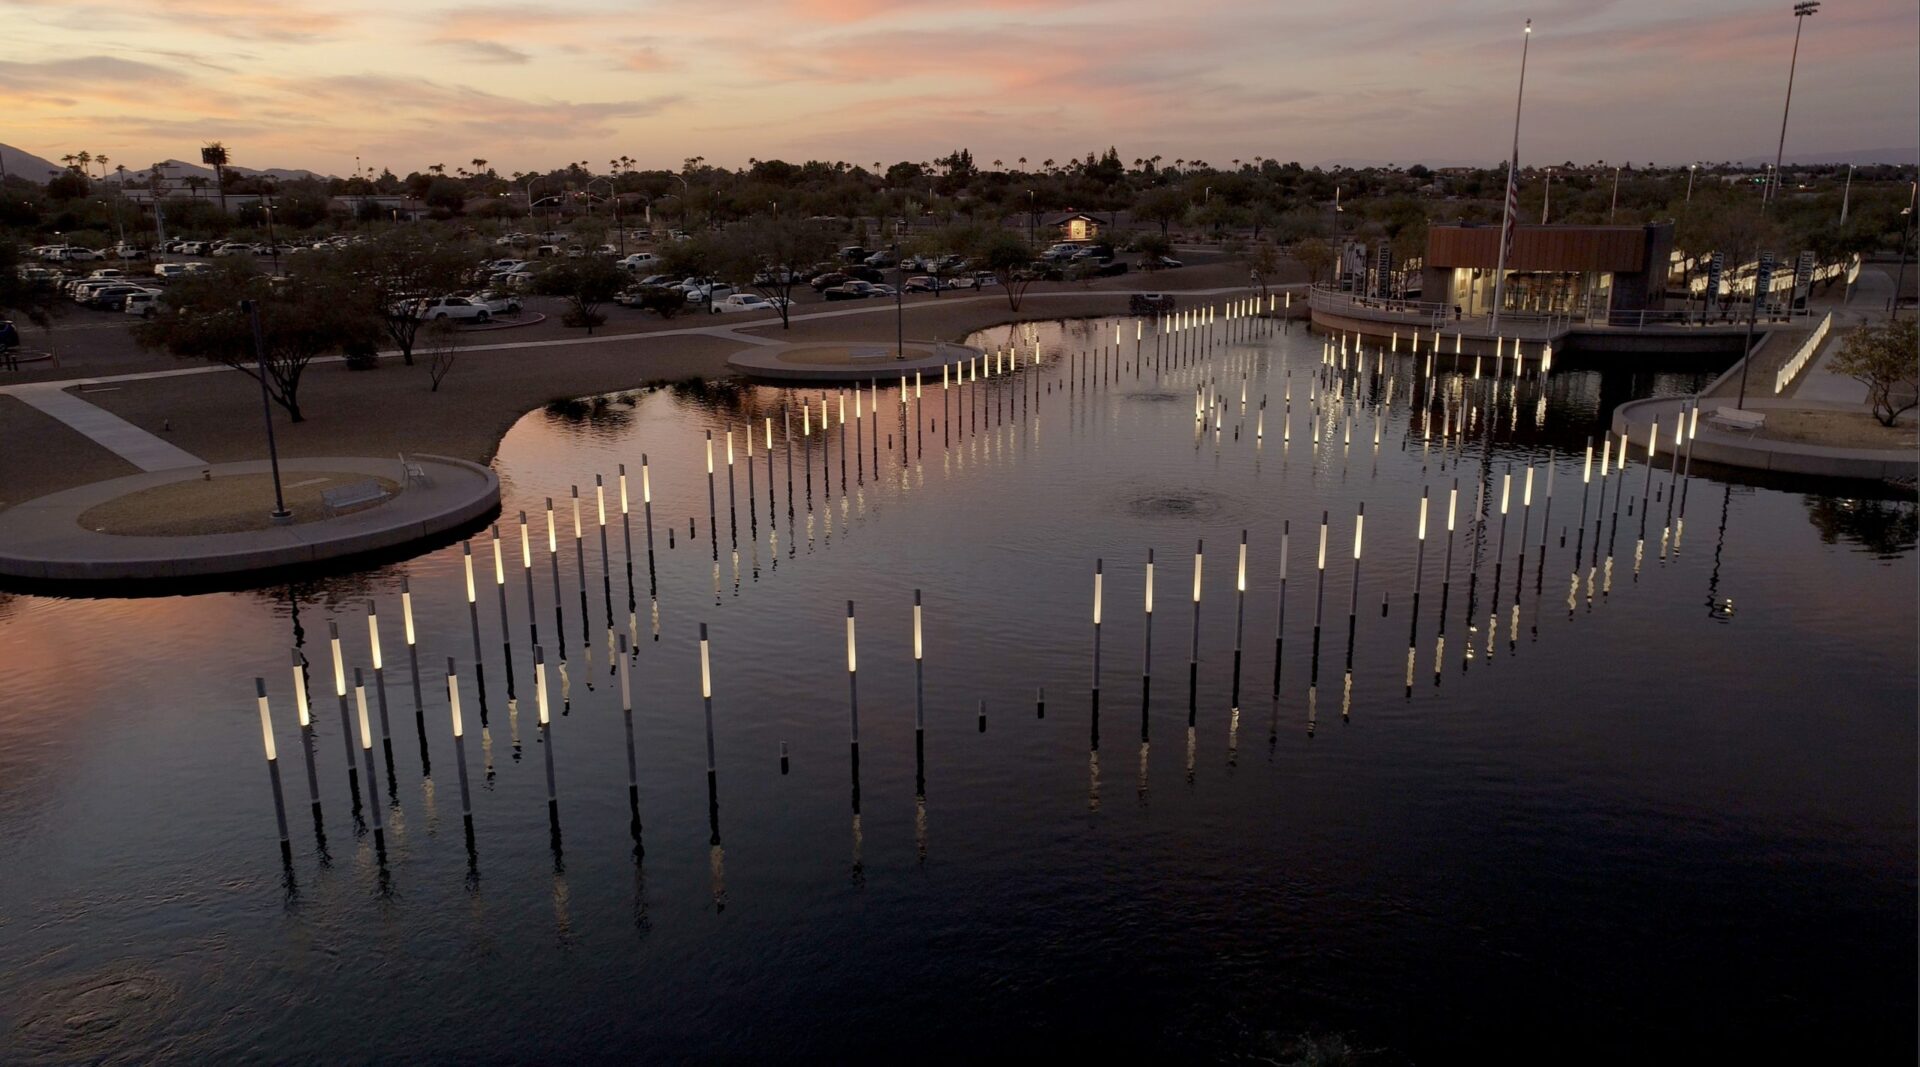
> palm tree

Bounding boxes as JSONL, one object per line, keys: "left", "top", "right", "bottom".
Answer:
{"left": 200, "top": 142, "right": 229, "bottom": 212}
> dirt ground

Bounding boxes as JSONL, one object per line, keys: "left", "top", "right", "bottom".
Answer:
{"left": 1755, "top": 408, "right": 1917, "bottom": 449}
{"left": 77, "top": 471, "right": 403, "bottom": 535}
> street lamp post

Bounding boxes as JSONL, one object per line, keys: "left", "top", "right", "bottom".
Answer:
{"left": 892, "top": 242, "right": 904, "bottom": 359}
{"left": 1026, "top": 189, "right": 1035, "bottom": 243}
{"left": 1608, "top": 166, "right": 1621, "bottom": 223}
{"left": 1767, "top": 2, "right": 1820, "bottom": 207}
{"left": 1686, "top": 163, "right": 1697, "bottom": 203}
{"left": 1542, "top": 168, "right": 1552, "bottom": 224}
{"left": 525, "top": 175, "right": 545, "bottom": 229}
{"left": 1839, "top": 162, "right": 1854, "bottom": 224}
{"left": 1891, "top": 182, "right": 1916, "bottom": 319}
{"left": 243, "top": 299, "right": 293, "bottom": 524}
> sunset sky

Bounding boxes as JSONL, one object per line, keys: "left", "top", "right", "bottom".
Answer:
{"left": 3, "top": 0, "right": 1915, "bottom": 177}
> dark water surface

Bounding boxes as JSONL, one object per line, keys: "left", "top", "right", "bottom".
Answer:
{"left": 1, "top": 316, "right": 1913, "bottom": 1063}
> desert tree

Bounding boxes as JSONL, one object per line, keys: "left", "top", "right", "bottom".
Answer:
{"left": 1830, "top": 318, "right": 1919, "bottom": 427}
{"left": 134, "top": 259, "right": 376, "bottom": 422}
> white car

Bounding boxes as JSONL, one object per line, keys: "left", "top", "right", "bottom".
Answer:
{"left": 211, "top": 244, "right": 250, "bottom": 257}
{"left": 619, "top": 253, "right": 661, "bottom": 272}
{"left": 61, "top": 247, "right": 105, "bottom": 262}
{"left": 123, "top": 291, "right": 165, "bottom": 317}
{"left": 112, "top": 244, "right": 149, "bottom": 260}
{"left": 713, "top": 293, "right": 787, "bottom": 314}
{"left": 153, "top": 263, "right": 190, "bottom": 279}
{"left": 406, "top": 296, "right": 492, "bottom": 322}
{"left": 467, "top": 290, "right": 522, "bottom": 315}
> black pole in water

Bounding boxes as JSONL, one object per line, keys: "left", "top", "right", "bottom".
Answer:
{"left": 445, "top": 659, "right": 476, "bottom": 852}
{"left": 461, "top": 541, "right": 489, "bottom": 720}
{"left": 290, "top": 648, "right": 324, "bottom": 835}
{"left": 1232, "top": 530, "right": 1248, "bottom": 709}
{"left": 400, "top": 580, "right": 429, "bottom": 774}
{"left": 327, "top": 622, "right": 360, "bottom": 808}
{"left": 1188, "top": 539, "right": 1203, "bottom": 726}
{"left": 846, "top": 600, "right": 860, "bottom": 775}
{"left": 617, "top": 635, "right": 641, "bottom": 849}
{"left": 1408, "top": 487, "right": 1429, "bottom": 697}
{"left": 534, "top": 646, "right": 559, "bottom": 835}
{"left": 255, "top": 678, "right": 293, "bottom": 866}
{"left": 353, "top": 668, "right": 387, "bottom": 855}
{"left": 1142, "top": 548, "right": 1155, "bottom": 735}
{"left": 365, "top": 598, "right": 396, "bottom": 798}
{"left": 1091, "top": 559, "right": 1103, "bottom": 717}
{"left": 546, "top": 498, "right": 567, "bottom": 659}
{"left": 489, "top": 527, "right": 516, "bottom": 699}
{"left": 518, "top": 513, "right": 540, "bottom": 652}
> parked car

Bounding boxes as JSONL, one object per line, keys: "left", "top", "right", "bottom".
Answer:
{"left": 902, "top": 276, "right": 948, "bottom": 293}
{"left": 619, "top": 253, "right": 661, "bottom": 272}
{"left": 211, "top": 243, "right": 250, "bottom": 257}
{"left": 824, "top": 281, "right": 883, "bottom": 301}
{"left": 122, "top": 290, "right": 165, "bottom": 317}
{"left": 112, "top": 243, "right": 149, "bottom": 260}
{"left": 751, "top": 268, "right": 801, "bottom": 286}
{"left": 970, "top": 271, "right": 999, "bottom": 288}
{"left": 58, "top": 247, "right": 104, "bottom": 262}
{"left": 713, "top": 293, "right": 788, "bottom": 314}
{"left": 1129, "top": 292, "right": 1177, "bottom": 315}
{"left": 943, "top": 274, "right": 977, "bottom": 290}
{"left": 84, "top": 283, "right": 154, "bottom": 310}
{"left": 810, "top": 271, "right": 849, "bottom": 292}
{"left": 1149, "top": 256, "right": 1184, "bottom": 269}
{"left": 179, "top": 241, "right": 210, "bottom": 255}
{"left": 845, "top": 265, "right": 884, "bottom": 283}
{"left": 533, "top": 244, "right": 560, "bottom": 258}
{"left": 466, "top": 290, "right": 522, "bottom": 315}
{"left": 403, "top": 296, "right": 492, "bottom": 322}
{"left": 863, "top": 251, "right": 896, "bottom": 268}
{"left": 152, "top": 262, "right": 189, "bottom": 280}
{"left": 633, "top": 273, "right": 675, "bottom": 288}
{"left": 837, "top": 245, "right": 869, "bottom": 263}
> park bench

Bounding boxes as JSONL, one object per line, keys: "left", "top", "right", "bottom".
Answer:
{"left": 322, "top": 480, "right": 390, "bottom": 516}
{"left": 399, "top": 452, "right": 433, "bottom": 488}
{"left": 1707, "top": 407, "right": 1766, "bottom": 436}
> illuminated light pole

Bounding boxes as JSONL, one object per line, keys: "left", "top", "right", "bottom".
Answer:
{"left": 1187, "top": 539, "right": 1204, "bottom": 726}
{"left": 445, "top": 659, "right": 474, "bottom": 841}
{"left": 1091, "top": 559, "right": 1103, "bottom": 717}
{"left": 490, "top": 525, "right": 515, "bottom": 698}
{"left": 353, "top": 668, "right": 386, "bottom": 853}
{"left": 255, "top": 678, "right": 292, "bottom": 865}
{"left": 328, "top": 621, "right": 359, "bottom": 805}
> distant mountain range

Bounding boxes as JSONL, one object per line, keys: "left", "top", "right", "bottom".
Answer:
{"left": 0, "top": 143, "right": 64, "bottom": 182}
{"left": 0, "top": 143, "right": 335, "bottom": 184}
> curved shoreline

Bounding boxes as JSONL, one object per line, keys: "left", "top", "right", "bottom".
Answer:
{"left": 0, "top": 454, "right": 499, "bottom": 588}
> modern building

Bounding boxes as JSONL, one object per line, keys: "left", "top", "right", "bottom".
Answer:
{"left": 1420, "top": 222, "right": 1674, "bottom": 318}
{"left": 1045, "top": 212, "right": 1107, "bottom": 242}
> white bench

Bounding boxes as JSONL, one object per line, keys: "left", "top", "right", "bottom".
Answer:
{"left": 322, "top": 480, "right": 390, "bottom": 516}
{"left": 1707, "top": 407, "right": 1766, "bottom": 436}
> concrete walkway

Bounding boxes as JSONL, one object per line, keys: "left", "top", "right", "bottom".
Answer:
{"left": 1792, "top": 329, "right": 1870, "bottom": 406}
{"left": 9, "top": 382, "right": 203, "bottom": 471}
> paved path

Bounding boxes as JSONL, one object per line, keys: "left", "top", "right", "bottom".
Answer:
{"left": 0, "top": 284, "right": 1274, "bottom": 474}
{"left": 1792, "top": 329, "right": 1869, "bottom": 406}
{"left": 8, "top": 382, "right": 204, "bottom": 471}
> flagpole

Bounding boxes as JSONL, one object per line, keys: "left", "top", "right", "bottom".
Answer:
{"left": 1489, "top": 18, "right": 1531, "bottom": 339}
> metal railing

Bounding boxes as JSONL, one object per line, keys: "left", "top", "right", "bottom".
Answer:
{"left": 1307, "top": 285, "right": 1449, "bottom": 329}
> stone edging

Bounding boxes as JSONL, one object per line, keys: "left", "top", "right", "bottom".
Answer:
{"left": 0, "top": 454, "right": 500, "bottom": 585}
{"left": 1613, "top": 396, "right": 1916, "bottom": 480}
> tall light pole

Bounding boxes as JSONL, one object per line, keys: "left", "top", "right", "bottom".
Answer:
{"left": 1608, "top": 166, "right": 1621, "bottom": 222}
{"left": 525, "top": 174, "right": 545, "bottom": 229}
{"left": 1838, "top": 162, "right": 1854, "bottom": 224}
{"left": 1685, "top": 162, "right": 1697, "bottom": 203}
{"left": 1026, "top": 188, "right": 1035, "bottom": 243}
{"left": 1541, "top": 167, "right": 1552, "bottom": 224}
{"left": 1489, "top": 18, "right": 1532, "bottom": 339}
{"left": 1891, "top": 181, "right": 1916, "bottom": 319}
{"left": 244, "top": 299, "right": 292, "bottom": 525}
{"left": 1767, "top": 2, "right": 1820, "bottom": 207}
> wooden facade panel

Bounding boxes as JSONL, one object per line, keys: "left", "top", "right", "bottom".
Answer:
{"left": 1426, "top": 225, "right": 1649, "bottom": 272}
